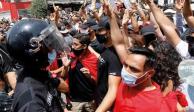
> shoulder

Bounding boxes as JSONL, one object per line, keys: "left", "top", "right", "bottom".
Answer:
{"left": 13, "top": 83, "right": 48, "bottom": 111}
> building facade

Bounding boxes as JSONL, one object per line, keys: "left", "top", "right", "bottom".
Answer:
{"left": 0, "top": 0, "right": 31, "bottom": 21}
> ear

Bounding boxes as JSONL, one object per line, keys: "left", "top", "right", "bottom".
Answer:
{"left": 147, "top": 69, "right": 155, "bottom": 78}
{"left": 83, "top": 44, "right": 87, "bottom": 49}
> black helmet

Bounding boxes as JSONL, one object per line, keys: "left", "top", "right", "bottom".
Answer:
{"left": 7, "top": 19, "right": 68, "bottom": 68}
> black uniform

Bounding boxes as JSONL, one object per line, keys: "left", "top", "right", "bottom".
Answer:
{"left": 6, "top": 19, "right": 68, "bottom": 112}
{"left": 12, "top": 69, "right": 63, "bottom": 112}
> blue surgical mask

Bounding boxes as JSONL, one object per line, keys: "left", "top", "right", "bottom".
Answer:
{"left": 48, "top": 50, "right": 57, "bottom": 64}
{"left": 121, "top": 67, "right": 138, "bottom": 87}
{"left": 121, "top": 66, "right": 149, "bottom": 87}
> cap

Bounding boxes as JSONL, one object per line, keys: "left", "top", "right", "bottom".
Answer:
{"left": 97, "top": 16, "right": 110, "bottom": 30}
{"left": 140, "top": 24, "right": 155, "bottom": 37}
{"left": 80, "top": 18, "right": 97, "bottom": 29}
{"left": 89, "top": 24, "right": 99, "bottom": 31}
{"left": 140, "top": 24, "right": 156, "bottom": 46}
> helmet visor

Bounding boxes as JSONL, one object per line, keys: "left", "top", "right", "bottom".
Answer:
{"left": 40, "top": 25, "right": 71, "bottom": 53}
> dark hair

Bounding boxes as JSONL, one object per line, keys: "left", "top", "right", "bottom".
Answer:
{"left": 151, "top": 40, "right": 182, "bottom": 91}
{"left": 129, "top": 46, "right": 157, "bottom": 70}
{"left": 73, "top": 33, "right": 90, "bottom": 46}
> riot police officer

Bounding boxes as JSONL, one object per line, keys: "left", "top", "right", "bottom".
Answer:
{"left": 6, "top": 19, "right": 69, "bottom": 112}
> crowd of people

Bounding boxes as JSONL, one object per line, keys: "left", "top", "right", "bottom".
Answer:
{"left": 0, "top": 0, "right": 194, "bottom": 112}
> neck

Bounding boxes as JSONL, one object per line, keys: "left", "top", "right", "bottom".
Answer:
{"left": 135, "top": 79, "right": 155, "bottom": 91}
{"left": 78, "top": 48, "right": 89, "bottom": 58}
{"left": 90, "top": 35, "right": 96, "bottom": 41}
{"left": 104, "top": 38, "right": 112, "bottom": 48}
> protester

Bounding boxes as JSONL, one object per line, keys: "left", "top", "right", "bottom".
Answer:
{"left": 62, "top": 33, "right": 98, "bottom": 112}
{"left": 95, "top": 16, "right": 122, "bottom": 112}
{"left": 1, "top": 0, "right": 194, "bottom": 111}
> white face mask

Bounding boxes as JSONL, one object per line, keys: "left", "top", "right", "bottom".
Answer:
{"left": 121, "top": 66, "right": 148, "bottom": 87}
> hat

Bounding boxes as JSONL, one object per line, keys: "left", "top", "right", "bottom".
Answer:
{"left": 140, "top": 24, "right": 156, "bottom": 46}
{"left": 97, "top": 16, "right": 110, "bottom": 30}
{"left": 80, "top": 18, "right": 97, "bottom": 29}
{"left": 140, "top": 24, "right": 155, "bottom": 36}
{"left": 90, "top": 25, "right": 100, "bottom": 31}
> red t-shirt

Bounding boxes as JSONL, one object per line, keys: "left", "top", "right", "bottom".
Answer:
{"left": 113, "top": 81, "right": 177, "bottom": 112}
{"left": 69, "top": 49, "right": 98, "bottom": 81}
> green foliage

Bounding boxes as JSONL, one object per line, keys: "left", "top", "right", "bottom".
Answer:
{"left": 30, "top": 0, "right": 48, "bottom": 18}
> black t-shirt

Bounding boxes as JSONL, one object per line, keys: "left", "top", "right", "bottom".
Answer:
{"left": 95, "top": 47, "right": 122, "bottom": 105}
{"left": 90, "top": 39, "right": 105, "bottom": 54}
{"left": 0, "top": 44, "right": 14, "bottom": 81}
{"left": 68, "top": 61, "right": 96, "bottom": 102}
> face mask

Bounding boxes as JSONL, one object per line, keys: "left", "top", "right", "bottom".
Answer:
{"left": 96, "top": 34, "right": 108, "bottom": 44}
{"left": 72, "top": 48, "right": 84, "bottom": 56}
{"left": 48, "top": 50, "right": 57, "bottom": 64}
{"left": 121, "top": 67, "right": 148, "bottom": 87}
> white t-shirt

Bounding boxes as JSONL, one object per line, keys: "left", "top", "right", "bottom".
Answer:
{"left": 176, "top": 40, "right": 194, "bottom": 60}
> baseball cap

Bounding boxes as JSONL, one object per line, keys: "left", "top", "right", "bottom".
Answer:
{"left": 97, "top": 16, "right": 110, "bottom": 30}
{"left": 140, "top": 24, "right": 156, "bottom": 46}
{"left": 140, "top": 24, "right": 155, "bottom": 36}
{"left": 80, "top": 18, "right": 97, "bottom": 29}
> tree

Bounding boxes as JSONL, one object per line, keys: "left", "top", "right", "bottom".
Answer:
{"left": 30, "top": 0, "right": 48, "bottom": 19}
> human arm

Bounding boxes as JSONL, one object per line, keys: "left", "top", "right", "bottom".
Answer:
{"left": 1, "top": 52, "right": 17, "bottom": 90}
{"left": 53, "top": 5, "right": 60, "bottom": 26}
{"left": 183, "top": 0, "right": 194, "bottom": 27}
{"left": 143, "top": 0, "right": 181, "bottom": 47}
{"left": 96, "top": 75, "right": 121, "bottom": 112}
{"left": 130, "top": 11, "right": 139, "bottom": 33}
{"left": 50, "top": 66, "right": 64, "bottom": 74}
{"left": 79, "top": 0, "right": 88, "bottom": 21}
{"left": 104, "top": 2, "right": 129, "bottom": 62}
{"left": 5, "top": 72, "right": 16, "bottom": 90}
{"left": 134, "top": 3, "right": 147, "bottom": 24}
{"left": 96, "top": 50, "right": 122, "bottom": 112}
{"left": 149, "top": 12, "right": 166, "bottom": 41}
{"left": 57, "top": 78, "right": 69, "bottom": 93}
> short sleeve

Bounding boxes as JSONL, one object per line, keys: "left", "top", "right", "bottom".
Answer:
{"left": 175, "top": 40, "right": 191, "bottom": 60}
{"left": 107, "top": 53, "right": 122, "bottom": 76}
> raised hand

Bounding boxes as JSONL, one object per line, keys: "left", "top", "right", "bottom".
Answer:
{"left": 122, "top": 9, "right": 130, "bottom": 26}
{"left": 61, "top": 54, "right": 71, "bottom": 67}
{"left": 141, "top": 0, "right": 154, "bottom": 4}
{"left": 175, "top": 0, "right": 185, "bottom": 11}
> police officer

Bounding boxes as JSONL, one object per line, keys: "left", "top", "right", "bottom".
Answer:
{"left": 6, "top": 19, "right": 69, "bottom": 112}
